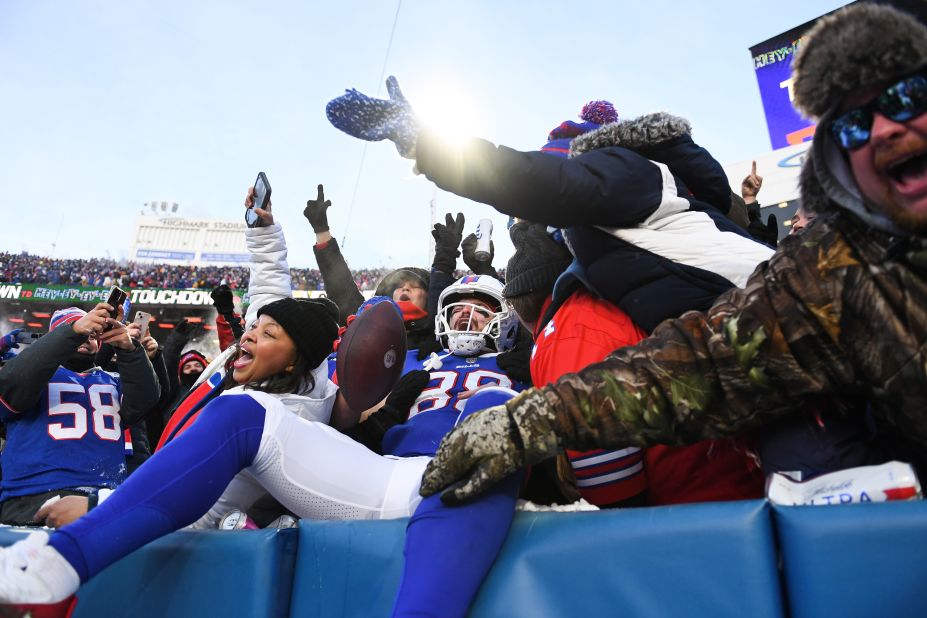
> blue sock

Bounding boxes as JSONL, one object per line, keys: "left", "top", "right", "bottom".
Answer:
{"left": 392, "top": 388, "right": 521, "bottom": 618}
{"left": 49, "top": 393, "right": 265, "bottom": 581}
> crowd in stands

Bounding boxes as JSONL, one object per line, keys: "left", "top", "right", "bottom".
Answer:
{"left": 0, "top": 252, "right": 501, "bottom": 293}
{"left": 0, "top": 252, "right": 497, "bottom": 293}
{"left": 0, "top": 5, "right": 926, "bottom": 616}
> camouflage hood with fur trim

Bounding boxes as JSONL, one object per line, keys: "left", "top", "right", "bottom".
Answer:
{"left": 795, "top": 4, "right": 927, "bottom": 237}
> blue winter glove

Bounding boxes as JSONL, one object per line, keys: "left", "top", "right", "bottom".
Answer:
{"left": 0, "top": 328, "right": 22, "bottom": 356}
{"left": 326, "top": 76, "right": 421, "bottom": 159}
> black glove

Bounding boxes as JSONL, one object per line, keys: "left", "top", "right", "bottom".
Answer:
{"left": 495, "top": 329, "right": 533, "bottom": 385}
{"left": 210, "top": 284, "right": 235, "bottom": 314}
{"left": 461, "top": 233, "right": 497, "bottom": 276}
{"left": 431, "top": 213, "right": 465, "bottom": 274}
{"left": 342, "top": 370, "right": 431, "bottom": 453}
{"left": 173, "top": 318, "right": 199, "bottom": 338}
{"left": 303, "top": 184, "right": 332, "bottom": 233}
{"left": 747, "top": 207, "right": 779, "bottom": 248}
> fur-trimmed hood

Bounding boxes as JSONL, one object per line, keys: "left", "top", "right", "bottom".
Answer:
{"left": 570, "top": 112, "right": 691, "bottom": 157}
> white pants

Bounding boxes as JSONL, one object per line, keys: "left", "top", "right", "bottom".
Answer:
{"left": 192, "top": 393, "right": 430, "bottom": 528}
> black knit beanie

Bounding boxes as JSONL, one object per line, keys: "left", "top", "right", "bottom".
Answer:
{"left": 502, "top": 222, "right": 573, "bottom": 298}
{"left": 257, "top": 298, "right": 339, "bottom": 368}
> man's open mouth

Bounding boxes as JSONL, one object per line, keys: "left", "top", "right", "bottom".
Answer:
{"left": 887, "top": 150, "right": 927, "bottom": 192}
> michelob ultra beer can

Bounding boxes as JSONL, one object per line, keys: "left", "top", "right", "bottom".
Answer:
{"left": 767, "top": 461, "right": 922, "bottom": 506}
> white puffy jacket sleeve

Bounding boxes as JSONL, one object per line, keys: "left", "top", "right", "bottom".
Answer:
{"left": 243, "top": 223, "right": 292, "bottom": 328}
{"left": 189, "top": 223, "right": 293, "bottom": 388}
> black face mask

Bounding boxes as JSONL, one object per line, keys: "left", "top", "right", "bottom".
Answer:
{"left": 180, "top": 370, "right": 203, "bottom": 387}
{"left": 64, "top": 351, "right": 96, "bottom": 374}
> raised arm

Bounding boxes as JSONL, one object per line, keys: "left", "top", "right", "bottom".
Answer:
{"left": 304, "top": 184, "right": 364, "bottom": 325}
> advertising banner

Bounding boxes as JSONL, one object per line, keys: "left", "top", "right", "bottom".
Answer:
{"left": 0, "top": 283, "right": 331, "bottom": 307}
{"left": 750, "top": 18, "right": 819, "bottom": 150}
{"left": 750, "top": 1, "right": 926, "bottom": 150}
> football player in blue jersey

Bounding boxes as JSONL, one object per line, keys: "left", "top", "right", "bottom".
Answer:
{"left": 0, "top": 304, "right": 160, "bottom": 526}
{"left": 383, "top": 274, "right": 523, "bottom": 457}
{"left": 347, "top": 274, "right": 526, "bottom": 617}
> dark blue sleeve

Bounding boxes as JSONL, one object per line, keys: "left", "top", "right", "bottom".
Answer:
{"left": 632, "top": 135, "right": 732, "bottom": 214}
{"left": 415, "top": 129, "right": 667, "bottom": 228}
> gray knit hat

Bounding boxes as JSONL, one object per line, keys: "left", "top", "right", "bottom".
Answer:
{"left": 792, "top": 3, "right": 927, "bottom": 121}
{"left": 502, "top": 222, "right": 572, "bottom": 298}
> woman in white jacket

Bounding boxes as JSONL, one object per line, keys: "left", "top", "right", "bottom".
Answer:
{"left": 0, "top": 194, "right": 431, "bottom": 616}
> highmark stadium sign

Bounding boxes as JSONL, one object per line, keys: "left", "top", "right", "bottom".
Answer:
{"left": 0, "top": 284, "right": 328, "bottom": 306}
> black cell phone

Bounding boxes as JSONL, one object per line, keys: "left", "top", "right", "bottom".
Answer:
{"left": 104, "top": 286, "right": 128, "bottom": 329}
{"left": 246, "top": 172, "right": 271, "bottom": 228}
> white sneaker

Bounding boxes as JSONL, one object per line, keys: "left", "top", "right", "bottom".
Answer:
{"left": 0, "top": 531, "right": 80, "bottom": 604}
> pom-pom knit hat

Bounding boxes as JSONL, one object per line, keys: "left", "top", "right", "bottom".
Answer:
{"left": 541, "top": 100, "right": 619, "bottom": 158}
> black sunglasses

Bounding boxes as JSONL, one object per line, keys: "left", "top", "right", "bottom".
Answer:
{"left": 829, "top": 71, "right": 927, "bottom": 151}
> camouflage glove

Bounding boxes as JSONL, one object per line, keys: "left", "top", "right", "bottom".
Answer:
{"left": 420, "top": 389, "right": 561, "bottom": 505}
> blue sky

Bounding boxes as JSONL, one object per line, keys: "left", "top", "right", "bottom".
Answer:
{"left": 0, "top": 0, "right": 848, "bottom": 270}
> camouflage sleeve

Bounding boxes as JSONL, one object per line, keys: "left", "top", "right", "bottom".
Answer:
{"left": 514, "top": 228, "right": 860, "bottom": 452}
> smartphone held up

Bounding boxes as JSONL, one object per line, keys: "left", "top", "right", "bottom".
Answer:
{"left": 246, "top": 172, "right": 272, "bottom": 228}
{"left": 133, "top": 311, "right": 153, "bottom": 339}
{"left": 103, "top": 286, "right": 128, "bottom": 331}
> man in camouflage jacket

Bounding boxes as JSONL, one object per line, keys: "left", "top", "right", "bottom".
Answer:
{"left": 421, "top": 3, "right": 927, "bottom": 503}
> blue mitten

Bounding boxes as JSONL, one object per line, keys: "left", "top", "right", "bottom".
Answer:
{"left": 326, "top": 76, "right": 420, "bottom": 159}
{"left": 0, "top": 328, "right": 22, "bottom": 356}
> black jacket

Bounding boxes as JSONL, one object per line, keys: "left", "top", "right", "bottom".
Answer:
{"left": 416, "top": 113, "right": 773, "bottom": 332}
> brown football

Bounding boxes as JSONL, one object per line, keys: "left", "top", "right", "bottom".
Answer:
{"left": 336, "top": 300, "right": 408, "bottom": 412}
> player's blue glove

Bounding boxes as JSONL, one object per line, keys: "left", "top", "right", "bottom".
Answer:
{"left": 326, "top": 76, "right": 420, "bottom": 159}
{"left": 0, "top": 328, "right": 22, "bottom": 356}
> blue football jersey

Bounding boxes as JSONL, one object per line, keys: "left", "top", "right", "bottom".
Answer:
{"left": 0, "top": 366, "right": 128, "bottom": 500}
{"left": 382, "top": 352, "right": 526, "bottom": 457}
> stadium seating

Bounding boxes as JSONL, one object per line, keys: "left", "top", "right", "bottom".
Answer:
{"left": 1, "top": 499, "right": 925, "bottom": 617}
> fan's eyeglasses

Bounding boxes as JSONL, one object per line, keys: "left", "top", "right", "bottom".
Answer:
{"left": 830, "top": 72, "right": 927, "bottom": 151}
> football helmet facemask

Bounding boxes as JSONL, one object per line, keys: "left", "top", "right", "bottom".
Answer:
{"left": 435, "top": 275, "right": 519, "bottom": 357}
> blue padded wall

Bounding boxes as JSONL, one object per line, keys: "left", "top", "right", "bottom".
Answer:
{"left": 774, "top": 501, "right": 927, "bottom": 618}
{"left": 72, "top": 528, "right": 299, "bottom": 618}
{"left": 290, "top": 499, "right": 784, "bottom": 618}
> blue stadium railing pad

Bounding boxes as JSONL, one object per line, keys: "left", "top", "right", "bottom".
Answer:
{"left": 773, "top": 500, "right": 927, "bottom": 618}
{"left": 290, "top": 499, "right": 784, "bottom": 618}
{"left": 0, "top": 527, "right": 298, "bottom": 618}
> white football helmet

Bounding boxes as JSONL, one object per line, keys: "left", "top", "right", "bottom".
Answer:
{"left": 435, "top": 275, "right": 519, "bottom": 357}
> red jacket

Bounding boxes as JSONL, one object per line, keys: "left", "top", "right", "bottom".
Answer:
{"left": 531, "top": 290, "right": 763, "bottom": 506}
